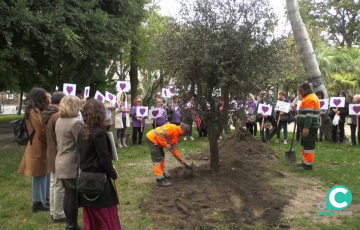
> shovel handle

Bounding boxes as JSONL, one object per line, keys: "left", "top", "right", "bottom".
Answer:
{"left": 261, "top": 117, "right": 265, "bottom": 130}
{"left": 167, "top": 149, "right": 193, "bottom": 172}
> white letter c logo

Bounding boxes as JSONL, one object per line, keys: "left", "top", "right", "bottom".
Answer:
{"left": 329, "top": 188, "right": 348, "bottom": 208}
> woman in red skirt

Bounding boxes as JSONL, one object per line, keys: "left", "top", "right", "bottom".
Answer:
{"left": 78, "top": 99, "right": 121, "bottom": 230}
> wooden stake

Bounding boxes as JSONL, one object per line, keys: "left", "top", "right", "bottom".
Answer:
{"left": 277, "top": 114, "right": 282, "bottom": 126}
{"left": 261, "top": 117, "right": 265, "bottom": 130}
{"left": 141, "top": 121, "right": 143, "bottom": 133}
{"left": 320, "top": 116, "right": 322, "bottom": 126}
{"left": 113, "top": 179, "right": 120, "bottom": 206}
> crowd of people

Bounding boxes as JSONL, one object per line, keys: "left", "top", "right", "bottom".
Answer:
{"left": 242, "top": 89, "right": 359, "bottom": 147}
{"left": 19, "top": 88, "right": 121, "bottom": 230}
{"left": 17, "top": 84, "right": 360, "bottom": 228}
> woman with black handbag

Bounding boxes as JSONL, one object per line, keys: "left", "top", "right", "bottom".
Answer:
{"left": 78, "top": 99, "right": 121, "bottom": 230}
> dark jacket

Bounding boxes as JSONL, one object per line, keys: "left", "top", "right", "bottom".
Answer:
{"left": 329, "top": 90, "right": 349, "bottom": 123}
{"left": 78, "top": 126, "right": 119, "bottom": 208}
{"left": 42, "top": 106, "right": 60, "bottom": 174}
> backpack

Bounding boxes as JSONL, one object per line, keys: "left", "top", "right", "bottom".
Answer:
{"left": 246, "top": 107, "right": 256, "bottom": 123}
{"left": 9, "top": 118, "right": 35, "bottom": 146}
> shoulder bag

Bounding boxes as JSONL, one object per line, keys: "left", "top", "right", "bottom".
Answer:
{"left": 76, "top": 132, "right": 107, "bottom": 201}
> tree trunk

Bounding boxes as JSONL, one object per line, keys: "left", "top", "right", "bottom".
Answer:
{"left": 130, "top": 45, "right": 138, "bottom": 106}
{"left": 208, "top": 122, "right": 220, "bottom": 173}
{"left": 286, "top": 0, "right": 328, "bottom": 98}
{"left": 17, "top": 92, "right": 23, "bottom": 115}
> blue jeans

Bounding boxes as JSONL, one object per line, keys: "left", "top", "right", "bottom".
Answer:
{"left": 277, "top": 120, "right": 288, "bottom": 140}
{"left": 116, "top": 118, "right": 127, "bottom": 138}
{"left": 32, "top": 173, "right": 50, "bottom": 204}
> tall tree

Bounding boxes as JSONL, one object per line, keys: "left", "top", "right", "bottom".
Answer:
{"left": 298, "top": 0, "right": 360, "bottom": 48}
{"left": 159, "top": 0, "right": 276, "bottom": 172}
{"left": 286, "top": 0, "right": 328, "bottom": 98}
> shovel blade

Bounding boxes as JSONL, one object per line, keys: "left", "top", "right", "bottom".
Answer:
{"left": 184, "top": 163, "right": 194, "bottom": 173}
{"left": 285, "top": 151, "right": 296, "bottom": 165}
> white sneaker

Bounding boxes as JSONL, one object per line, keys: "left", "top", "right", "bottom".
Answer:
{"left": 184, "top": 137, "right": 187, "bottom": 141}
{"left": 275, "top": 139, "right": 280, "bottom": 143}
{"left": 190, "top": 136, "right": 194, "bottom": 141}
{"left": 283, "top": 140, "right": 288, "bottom": 145}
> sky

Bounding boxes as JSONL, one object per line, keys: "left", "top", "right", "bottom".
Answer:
{"left": 158, "top": 0, "right": 288, "bottom": 31}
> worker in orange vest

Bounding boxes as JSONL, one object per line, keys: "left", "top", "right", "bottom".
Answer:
{"left": 297, "top": 82, "right": 321, "bottom": 171}
{"left": 146, "top": 124, "right": 190, "bottom": 187}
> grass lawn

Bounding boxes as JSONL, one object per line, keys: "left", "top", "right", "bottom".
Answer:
{"left": 1, "top": 125, "right": 360, "bottom": 229}
{"left": 0, "top": 114, "right": 24, "bottom": 123}
{"left": 0, "top": 125, "right": 208, "bottom": 230}
{"left": 268, "top": 131, "right": 360, "bottom": 229}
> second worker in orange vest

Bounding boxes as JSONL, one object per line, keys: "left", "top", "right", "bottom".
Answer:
{"left": 146, "top": 124, "right": 190, "bottom": 187}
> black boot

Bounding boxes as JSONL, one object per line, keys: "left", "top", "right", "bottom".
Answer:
{"left": 66, "top": 219, "right": 84, "bottom": 230}
{"left": 156, "top": 179, "right": 172, "bottom": 187}
{"left": 297, "top": 163, "right": 313, "bottom": 171}
{"left": 32, "top": 202, "right": 50, "bottom": 213}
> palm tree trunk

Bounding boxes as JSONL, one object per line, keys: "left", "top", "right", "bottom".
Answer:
{"left": 286, "top": 0, "right": 328, "bottom": 98}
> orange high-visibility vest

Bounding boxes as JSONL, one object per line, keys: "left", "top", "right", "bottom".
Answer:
{"left": 147, "top": 124, "right": 183, "bottom": 159}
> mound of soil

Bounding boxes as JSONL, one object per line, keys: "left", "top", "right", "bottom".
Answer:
{"left": 141, "top": 128, "right": 287, "bottom": 229}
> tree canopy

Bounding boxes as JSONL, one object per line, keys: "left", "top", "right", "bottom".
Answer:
{"left": 0, "top": 0, "right": 148, "bottom": 94}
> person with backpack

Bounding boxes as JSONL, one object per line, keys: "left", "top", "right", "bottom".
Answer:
{"left": 18, "top": 87, "right": 51, "bottom": 213}
{"left": 42, "top": 91, "right": 66, "bottom": 223}
{"left": 245, "top": 94, "right": 257, "bottom": 136}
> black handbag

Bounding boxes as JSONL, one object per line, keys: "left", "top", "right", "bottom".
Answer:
{"left": 76, "top": 132, "right": 107, "bottom": 201}
{"left": 77, "top": 171, "right": 107, "bottom": 201}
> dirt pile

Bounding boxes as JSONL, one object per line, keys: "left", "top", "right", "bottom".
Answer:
{"left": 141, "top": 128, "right": 288, "bottom": 229}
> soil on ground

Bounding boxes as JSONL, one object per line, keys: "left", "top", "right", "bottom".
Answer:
{"left": 141, "top": 128, "right": 288, "bottom": 229}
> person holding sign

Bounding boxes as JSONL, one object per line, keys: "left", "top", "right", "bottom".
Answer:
{"left": 329, "top": 90, "right": 349, "bottom": 144}
{"left": 131, "top": 96, "right": 146, "bottom": 145}
{"left": 168, "top": 96, "right": 182, "bottom": 126}
{"left": 296, "top": 83, "right": 321, "bottom": 171}
{"left": 256, "top": 93, "right": 273, "bottom": 142}
{"left": 350, "top": 95, "right": 360, "bottom": 146}
{"left": 104, "top": 100, "right": 115, "bottom": 131}
{"left": 146, "top": 124, "right": 190, "bottom": 187}
{"left": 275, "top": 91, "right": 292, "bottom": 144}
{"left": 115, "top": 91, "right": 130, "bottom": 148}
{"left": 315, "top": 91, "right": 328, "bottom": 143}
{"left": 152, "top": 99, "right": 167, "bottom": 128}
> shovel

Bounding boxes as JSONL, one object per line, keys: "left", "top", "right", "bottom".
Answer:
{"left": 168, "top": 149, "right": 194, "bottom": 173}
{"left": 285, "top": 122, "right": 297, "bottom": 165}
